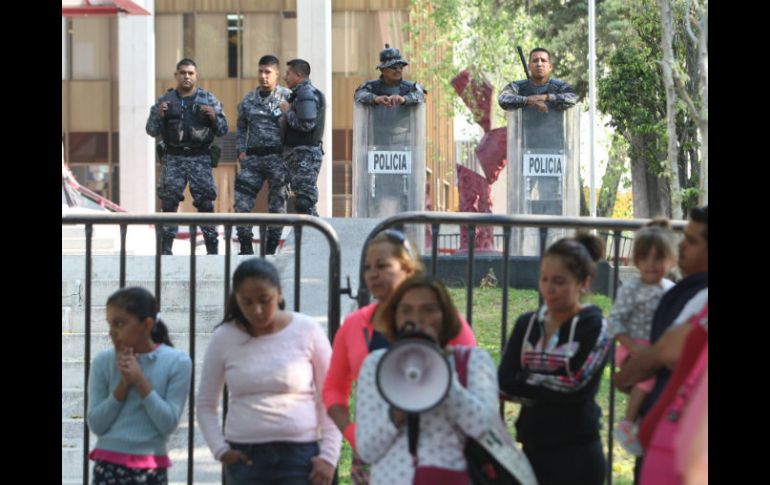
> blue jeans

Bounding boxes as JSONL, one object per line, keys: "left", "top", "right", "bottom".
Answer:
{"left": 224, "top": 441, "right": 319, "bottom": 485}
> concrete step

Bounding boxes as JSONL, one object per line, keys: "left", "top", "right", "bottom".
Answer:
{"left": 62, "top": 237, "right": 116, "bottom": 251}
{"left": 62, "top": 254, "right": 271, "bottom": 282}
{"left": 277, "top": 218, "right": 381, "bottom": 319}
{"left": 62, "top": 388, "right": 86, "bottom": 420}
{"left": 62, "top": 305, "right": 224, "bottom": 334}
{"left": 62, "top": 279, "right": 234, "bottom": 310}
{"left": 61, "top": 359, "right": 210, "bottom": 394}
{"left": 61, "top": 333, "right": 213, "bottom": 360}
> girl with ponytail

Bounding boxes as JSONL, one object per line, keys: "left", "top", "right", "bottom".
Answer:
{"left": 87, "top": 286, "right": 192, "bottom": 485}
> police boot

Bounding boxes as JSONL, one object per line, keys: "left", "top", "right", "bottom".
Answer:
{"left": 238, "top": 237, "right": 254, "bottom": 255}
{"left": 204, "top": 237, "right": 219, "bottom": 255}
{"left": 161, "top": 235, "right": 174, "bottom": 255}
{"left": 265, "top": 235, "right": 280, "bottom": 256}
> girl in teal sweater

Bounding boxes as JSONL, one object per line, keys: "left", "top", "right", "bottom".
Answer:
{"left": 87, "top": 287, "right": 192, "bottom": 485}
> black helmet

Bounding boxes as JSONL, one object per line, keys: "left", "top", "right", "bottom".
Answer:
{"left": 377, "top": 44, "right": 409, "bottom": 69}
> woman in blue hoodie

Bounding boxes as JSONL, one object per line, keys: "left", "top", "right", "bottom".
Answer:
{"left": 498, "top": 233, "right": 611, "bottom": 485}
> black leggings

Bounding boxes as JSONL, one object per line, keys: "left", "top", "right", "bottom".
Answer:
{"left": 523, "top": 440, "right": 606, "bottom": 485}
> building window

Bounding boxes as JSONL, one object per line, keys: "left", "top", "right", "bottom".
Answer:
{"left": 71, "top": 17, "right": 111, "bottom": 80}
{"left": 155, "top": 14, "right": 184, "bottom": 80}
{"left": 443, "top": 181, "right": 451, "bottom": 212}
{"left": 195, "top": 14, "right": 228, "bottom": 78}
{"left": 227, "top": 14, "right": 243, "bottom": 78}
{"left": 70, "top": 164, "right": 111, "bottom": 199}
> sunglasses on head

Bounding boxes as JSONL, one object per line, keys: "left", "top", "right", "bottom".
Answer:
{"left": 382, "top": 229, "right": 414, "bottom": 258}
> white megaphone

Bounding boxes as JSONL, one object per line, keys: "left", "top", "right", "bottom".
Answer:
{"left": 375, "top": 332, "right": 452, "bottom": 413}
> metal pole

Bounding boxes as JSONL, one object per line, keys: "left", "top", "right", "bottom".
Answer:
{"left": 589, "top": 0, "right": 597, "bottom": 217}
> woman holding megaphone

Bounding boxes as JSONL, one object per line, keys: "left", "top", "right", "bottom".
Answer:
{"left": 322, "top": 230, "right": 476, "bottom": 484}
{"left": 355, "top": 275, "right": 523, "bottom": 485}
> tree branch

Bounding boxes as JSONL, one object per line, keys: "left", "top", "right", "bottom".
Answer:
{"left": 668, "top": 61, "right": 702, "bottom": 122}
{"left": 685, "top": 0, "right": 698, "bottom": 44}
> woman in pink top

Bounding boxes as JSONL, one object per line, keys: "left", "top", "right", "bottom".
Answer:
{"left": 197, "top": 258, "right": 341, "bottom": 485}
{"left": 322, "top": 230, "right": 476, "bottom": 484}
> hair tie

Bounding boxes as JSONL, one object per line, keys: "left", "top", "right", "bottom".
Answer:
{"left": 155, "top": 312, "right": 162, "bottom": 323}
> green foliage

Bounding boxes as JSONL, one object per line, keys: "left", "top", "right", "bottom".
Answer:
{"left": 405, "top": 0, "right": 543, "bottom": 126}
{"left": 597, "top": 134, "right": 628, "bottom": 217}
{"left": 408, "top": 0, "right": 704, "bottom": 216}
{"left": 599, "top": 43, "right": 668, "bottom": 177}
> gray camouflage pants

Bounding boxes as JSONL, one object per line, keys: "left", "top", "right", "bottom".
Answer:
{"left": 234, "top": 154, "right": 288, "bottom": 243}
{"left": 156, "top": 154, "right": 218, "bottom": 241}
{"left": 284, "top": 146, "right": 322, "bottom": 216}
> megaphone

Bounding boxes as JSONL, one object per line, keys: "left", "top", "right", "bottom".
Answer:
{"left": 375, "top": 332, "right": 452, "bottom": 413}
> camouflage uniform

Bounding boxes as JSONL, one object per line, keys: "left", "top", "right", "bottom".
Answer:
{"left": 283, "top": 80, "right": 325, "bottom": 216}
{"left": 146, "top": 87, "right": 228, "bottom": 254}
{"left": 234, "top": 86, "right": 292, "bottom": 254}
{"left": 354, "top": 78, "right": 425, "bottom": 107}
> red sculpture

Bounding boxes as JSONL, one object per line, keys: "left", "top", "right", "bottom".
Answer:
{"left": 451, "top": 70, "right": 508, "bottom": 254}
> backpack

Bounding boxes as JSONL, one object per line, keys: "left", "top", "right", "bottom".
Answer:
{"left": 454, "top": 347, "right": 538, "bottom": 485}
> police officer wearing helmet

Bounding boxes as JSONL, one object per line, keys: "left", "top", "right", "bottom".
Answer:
{"left": 354, "top": 44, "right": 425, "bottom": 108}
{"left": 354, "top": 45, "right": 426, "bottom": 215}
{"left": 234, "top": 55, "right": 292, "bottom": 255}
{"left": 146, "top": 58, "right": 229, "bottom": 255}
{"left": 279, "top": 59, "right": 326, "bottom": 216}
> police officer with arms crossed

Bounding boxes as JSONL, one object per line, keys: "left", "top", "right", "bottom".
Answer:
{"left": 234, "top": 55, "right": 292, "bottom": 255}
{"left": 354, "top": 45, "right": 425, "bottom": 215}
{"left": 146, "top": 58, "right": 229, "bottom": 255}
{"left": 498, "top": 47, "right": 577, "bottom": 112}
{"left": 279, "top": 59, "right": 326, "bottom": 216}
{"left": 354, "top": 44, "right": 425, "bottom": 108}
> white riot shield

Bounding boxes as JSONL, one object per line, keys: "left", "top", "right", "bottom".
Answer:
{"left": 352, "top": 102, "right": 426, "bottom": 247}
{"left": 507, "top": 108, "right": 580, "bottom": 255}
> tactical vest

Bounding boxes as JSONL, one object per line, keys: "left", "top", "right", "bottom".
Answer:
{"left": 364, "top": 79, "right": 419, "bottom": 97}
{"left": 511, "top": 78, "right": 568, "bottom": 97}
{"left": 366, "top": 80, "right": 419, "bottom": 142}
{"left": 284, "top": 83, "right": 326, "bottom": 148}
{"left": 160, "top": 88, "right": 216, "bottom": 149}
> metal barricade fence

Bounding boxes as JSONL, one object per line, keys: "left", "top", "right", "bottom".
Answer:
{"left": 62, "top": 213, "right": 341, "bottom": 485}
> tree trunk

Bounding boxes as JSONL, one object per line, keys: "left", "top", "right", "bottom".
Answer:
{"left": 596, "top": 135, "right": 626, "bottom": 218}
{"left": 658, "top": 0, "right": 683, "bottom": 219}
{"left": 630, "top": 133, "right": 670, "bottom": 219}
{"left": 699, "top": 8, "right": 708, "bottom": 205}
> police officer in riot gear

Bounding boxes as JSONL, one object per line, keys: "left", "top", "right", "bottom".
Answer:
{"left": 354, "top": 45, "right": 426, "bottom": 215}
{"left": 279, "top": 59, "right": 326, "bottom": 216}
{"left": 146, "top": 58, "right": 228, "bottom": 255}
{"left": 234, "top": 55, "right": 292, "bottom": 255}
{"left": 499, "top": 48, "right": 577, "bottom": 217}
{"left": 355, "top": 44, "right": 425, "bottom": 145}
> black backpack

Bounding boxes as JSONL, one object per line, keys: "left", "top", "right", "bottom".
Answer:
{"left": 454, "top": 347, "right": 538, "bottom": 485}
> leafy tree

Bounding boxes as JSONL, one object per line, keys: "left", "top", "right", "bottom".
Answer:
{"left": 407, "top": 0, "right": 705, "bottom": 218}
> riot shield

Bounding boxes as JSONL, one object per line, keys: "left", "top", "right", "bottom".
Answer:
{"left": 507, "top": 108, "right": 580, "bottom": 255}
{"left": 352, "top": 102, "right": 426, "bottom": 248}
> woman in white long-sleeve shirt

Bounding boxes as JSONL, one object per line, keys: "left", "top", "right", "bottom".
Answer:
{"left": 197, "top": 258, "right": 341, "bottom": 485}
{"left": 355, "top": 275, "right": 499, "bottom": 485}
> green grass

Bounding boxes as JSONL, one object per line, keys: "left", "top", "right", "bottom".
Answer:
{"left": 335, "top": 288, "right": 636, "bottom": 484}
